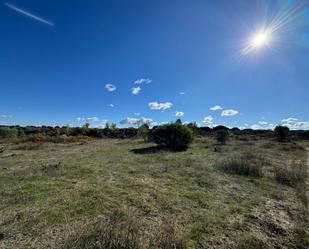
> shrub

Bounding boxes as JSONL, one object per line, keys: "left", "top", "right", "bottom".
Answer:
{"left": 274, "top": 125, "right": 290, "bottom": 142}
{"left": 150, "top": 123, "right": 193, "bottom": 151}
{"left": 0, "top": 127, "right": 18, "bottom": 139}
{"left": 215, "top": 129, "right": 229, "bottom": 145}
{"left": 138, "top": 123, "right": 150, "bottom": 142}
{"left": 215, "top": 152, "right": 265, "bottom": 177}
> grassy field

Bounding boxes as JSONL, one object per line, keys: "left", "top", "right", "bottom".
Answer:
{"left": 0, "top": 136, "right": 308, "bottom": 248}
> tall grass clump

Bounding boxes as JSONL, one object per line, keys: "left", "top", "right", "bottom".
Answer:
{"left": 274, "top": 157, "right": 308, "bottom": 207}
{"left": 274, "top": 157, "right": 307, "bottom": 187}
{"left": 215, "top": 151, "right": 266, "bottom": 177}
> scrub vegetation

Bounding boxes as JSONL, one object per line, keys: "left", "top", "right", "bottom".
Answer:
{"left": 0, "top": 123, "right": 308, "bottom": 248}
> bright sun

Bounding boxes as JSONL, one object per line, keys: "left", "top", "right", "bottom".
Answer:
{"left": 251, "top": 31, "right": 270, "bottom": 48}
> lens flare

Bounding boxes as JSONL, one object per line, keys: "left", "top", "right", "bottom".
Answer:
{"left": 239, "top": 1, "right": 309, "bottom": 56}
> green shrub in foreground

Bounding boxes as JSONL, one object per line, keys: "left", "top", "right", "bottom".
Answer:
{"left": 150, "top": 123, "right": 193, "bottom": 151}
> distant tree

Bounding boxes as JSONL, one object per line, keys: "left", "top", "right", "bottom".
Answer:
{"left": 175, "top": 119, "right": 182, "bottom": 124}
{"left": 216, "top": 129, "right": 229, "bottom": 145}
{"left": 151, "top": 122, "right": 193, "bottom": 151}
{"left": 138, "top": 123, "right": 150, "bottom": 142}
{"left": 213, "top": 125, "right": 229, "bottom": 131}
{"left": 61, "top": 125, "right": 72, "bottom": 136}
{"left": 274, "top": 125, "right": 290, "bottom": 142}
{"left": 186, "top": 122, "right": 199, "bottom": 135}
{"left": 81, "top": 123, "right": 90, "bottom": 135}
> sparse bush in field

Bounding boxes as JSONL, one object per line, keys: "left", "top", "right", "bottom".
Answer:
{"left": 138, "top": 123, "right": 150, "bottom": 142}
{"left": 215, "top": 152, "right": 265, "bottom": 177}
{"left": 150, "top": 122, "right": 193, "bottom": 151}
{"left": 215, "top": 129, "right": 229, "bottom": 145}
{"left": 274, "top": 125, "right": 290, "bottom": 142}
{"left": 0, "top": 127, "right": 18, "bottom": 139}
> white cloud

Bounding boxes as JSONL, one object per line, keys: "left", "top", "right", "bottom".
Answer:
{"left": 210, "top": 105, "right": 223, "bottom": 111}
{"left": 120, "top": 117, "right": 152, "bottom": 126}
{"left": 250, "top": 124, "right": 261, "bottom": 130}
{"left": 131, "top": 86, "right": 141, "bottom": 95}
{"left": 202, "top": 115, "right": 215, "bottom": 127}
{"left": 148, "top": 101, "right": 173, "bottom": 110}
{"left": 134, "top": 78, "right": 152, "bottom": 84}
{"left": 134, "top": 113, "right": 141, "bottom": 116}
{"left": 179, "top": 92, "right": 186, "bottom": 95}
{"left": 105, "top": 83, "right": 116, "bottom": 92}
{"left": 281, "top": 117, "right": 309, "bottom": 130}
{"left": 77, "top": 117, "right": 99, "bottom": 123}
{"left": 281, "top": 117, "right": 298, "bottom": 123}
{"left": 1, "top": 115, "right": 13, "bottom": 118}
{"left": 258, "top": 121, "right": 268, "bottom": 125}
{"left": 221, "top": 109, "right": 239, "bottom": 116}
{"left": 175, "top": 111, "right": 184, "bottom": 117}
{"left": 108, "top": 104, "right": 114, "bottom": 107}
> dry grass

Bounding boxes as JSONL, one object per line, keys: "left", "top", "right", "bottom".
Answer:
{"left": 215, "top": 151, "right": 267, "bottom": 177}
{"left": 0, "top": 137, "right": 308, "bottom": 249}
{"left": 60, "top": 206, "right": 187, "bottom": 249}
{"left": 274, "top": 157, "right": 307, "bottom": 187}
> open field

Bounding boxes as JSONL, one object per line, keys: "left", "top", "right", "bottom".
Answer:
{"left": 0, "top": 136, "right": 308, "bottom": 248}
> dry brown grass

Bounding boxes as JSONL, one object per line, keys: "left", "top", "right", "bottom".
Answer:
{"left": 60, "top": 206, "right": 187, "bottom": 249}
{"left": 215, "top": 151, "right": 267, "bottom": 177}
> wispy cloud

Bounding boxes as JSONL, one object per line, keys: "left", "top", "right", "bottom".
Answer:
{"left": 108, "top": 104, "right": 114, "bottom": 107}
{"left": 77, "top": 117, "right": 99, "bottom": 123}
{"left": 210, "top": 105, "right": 223, "bottom": 111}
{"left": 148, "top": 101, "right": 173, "bottom": 110}
{"left": 175, "top": 111, "right": 184, "bottom": 117}
{"left": 131, "top": 86, "right": 141, "bottom": 95}
{"left": 5, "top": 3, "right": 55, "bottom": 27}
{"left": 179, "top": 92, "right": 186, "bottom": 95}
{"left": 202, "top": 115, "right": 215, "bottom": 127}
{"left": 120, "top": 117, "right": 152, "bottom": 126}
{"left": 1, "top": 114, "right": 13, "bottom": 118}
{"left": 105, "top": 83, "right": 117, "bottom": 92}
{"left": 281, "top": 117, "right": 309, "bottom": 130}
{"left": 221, "top": 109, "right": 239, "bottom": 116}
{"left": 134, "top": 78, "right": 152, "bottom": 84}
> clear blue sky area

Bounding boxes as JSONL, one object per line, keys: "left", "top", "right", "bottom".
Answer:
{"left": 1, "top": 0, "right": 309, "bottom": 129}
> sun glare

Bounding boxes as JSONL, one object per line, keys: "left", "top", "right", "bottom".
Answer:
{"left": 251, "top": 32, "right": 270, "bottom": 48}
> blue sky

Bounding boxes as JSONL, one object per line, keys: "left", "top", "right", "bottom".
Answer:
{"left": 1, "top": 0, "right": 309, "bottom": 129}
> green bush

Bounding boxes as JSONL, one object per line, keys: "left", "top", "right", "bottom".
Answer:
{"left": 0, "top": 127, "right": 18, "bottom": 139}
{"left": 274, "top": 125, "right": 289, "bottom": 142}
{"left": 137, "top": 123, "right": 150, "bottom": 142}
{"left": 150, "top": 123, "right": 193, "bottom": 151}
{"left": 215, "top": 129, "right": 229, "bottom": 144}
